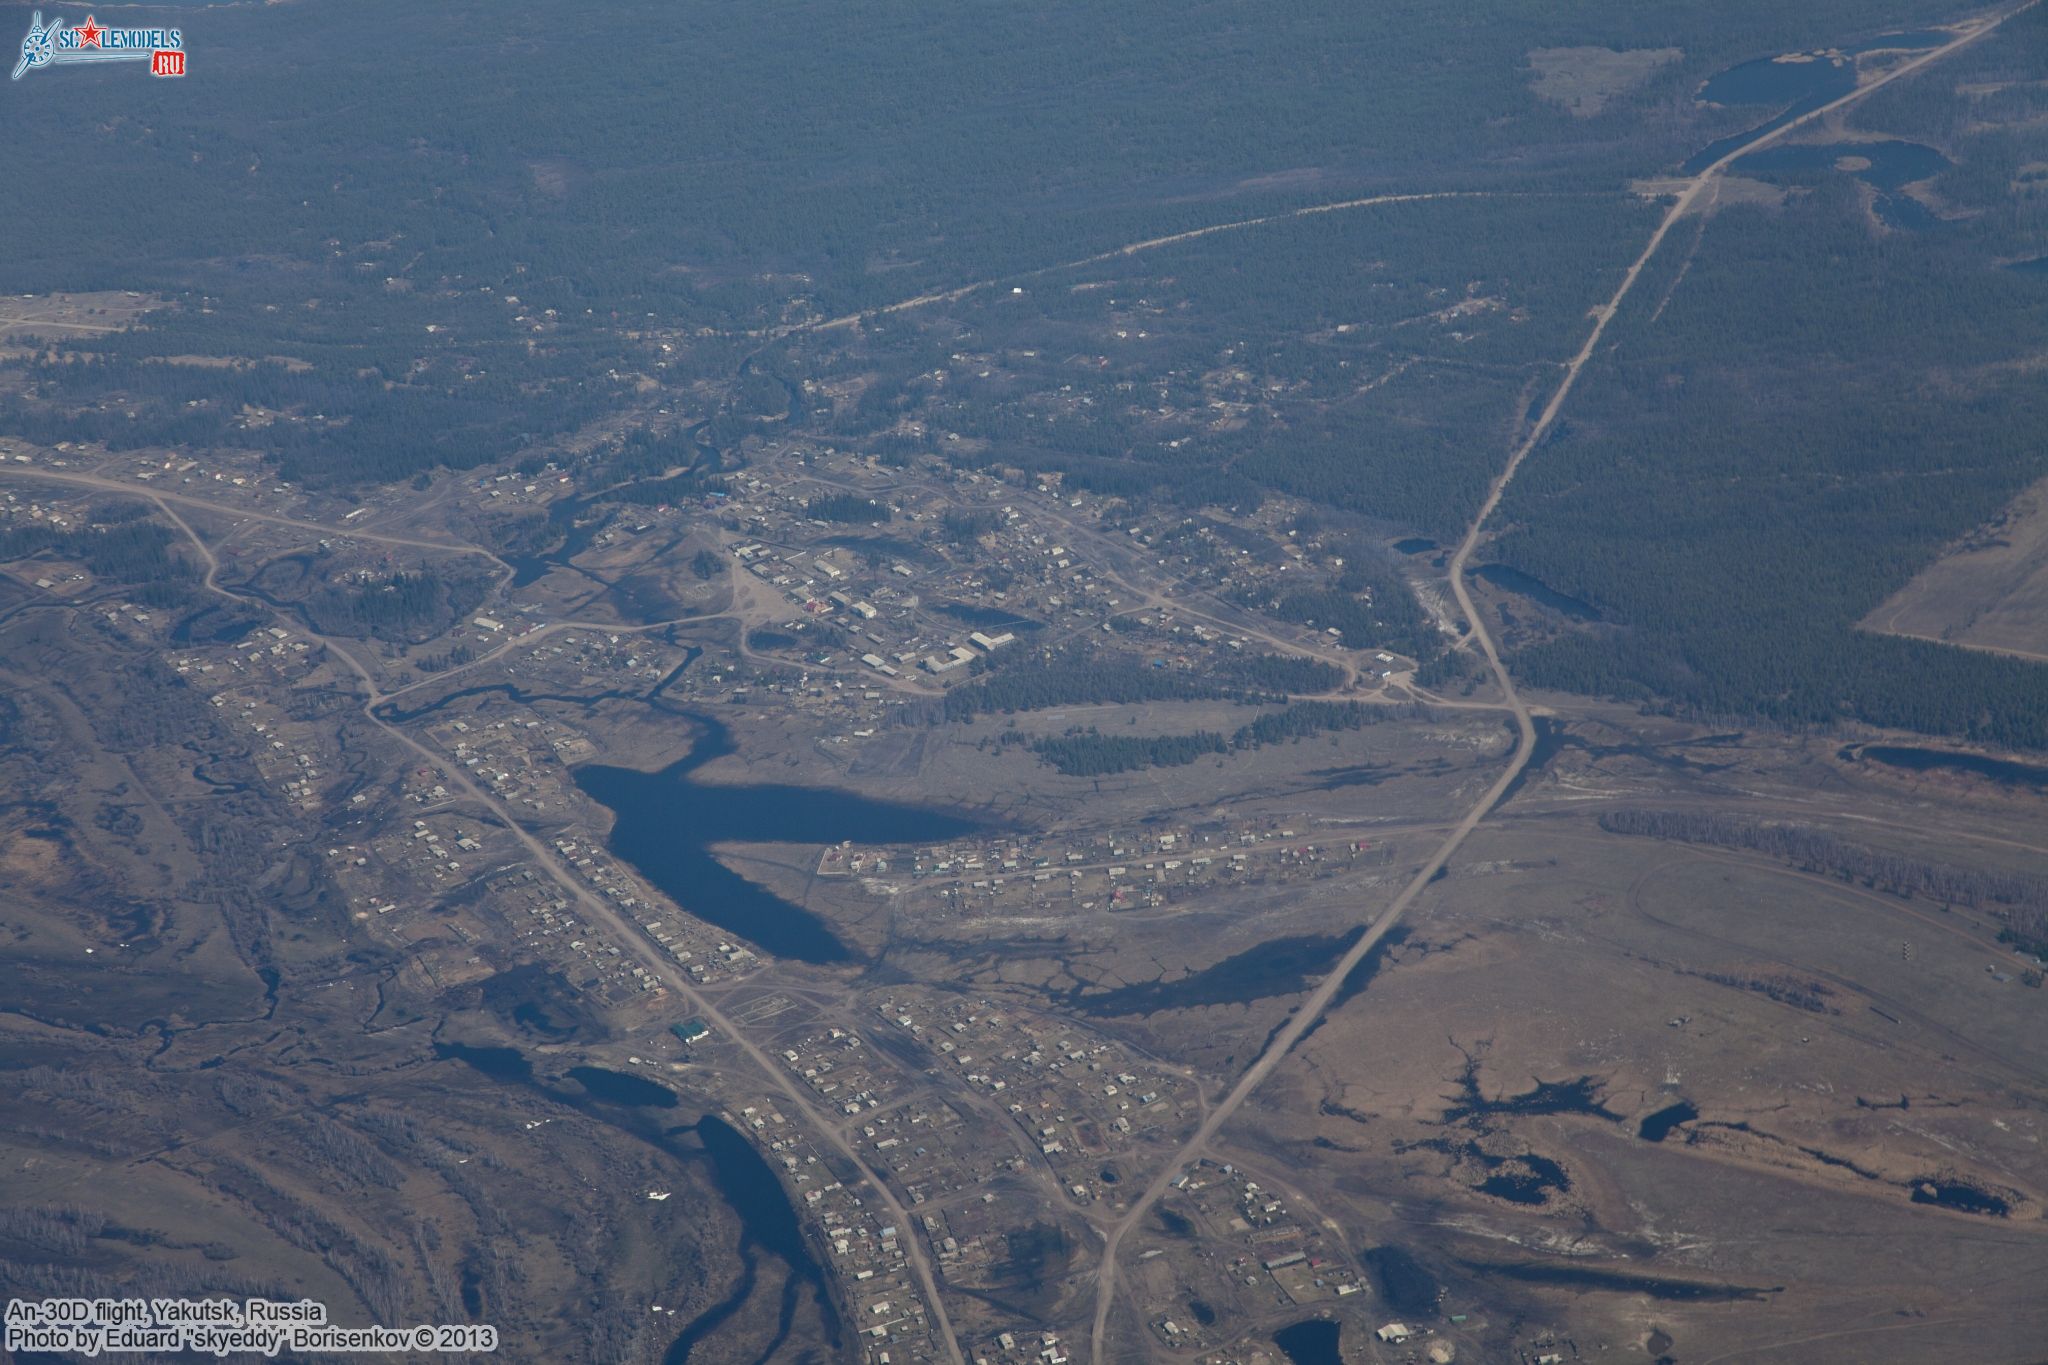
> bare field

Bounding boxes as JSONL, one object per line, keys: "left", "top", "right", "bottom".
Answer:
{"left": 1527, "top": 46, "right": 1683, "bottom": 118}
{"left": 1049, "top": 715, "right": 2048, "bottom": 1362}
{"left": 1862, "top": 470, "right": 2048, "bottom": 663}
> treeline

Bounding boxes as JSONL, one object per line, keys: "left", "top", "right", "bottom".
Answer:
{"left": 1600, "top": 809, "right": 2048, "bottom": 955}
{"left": 1267, "top": 581, "right": 1436, "bottom": 660}
{"left": 0, "top": 520, "right": 191, "bottom": 596}
{"left": 1232, "top": 655, "right": 1344, "bottom": 694}
{"left": 301, "top": 572, "right": 490, "bottom": 644}
{"left": 940, "top": 508, "right": 1004, "bottom": 543}
{"left": 944, "top": 657, "right": 1232, "bottom": 720}
{"left": 1491, "top": 186, "right": 2048, "bottom": 752}
{"left": 805, "top": 492, "right": 890, "bottom": 524}
{"left": 1030, "top": 729, "right": 1227, "bottom": 776}
{"left": 593, "top": 426, "right": 705, "bottom": 485}
{"left": 1233, "top": 700, "right": 1398, "bottom": 748}
{"left": 0, "top": 349, "right": 612, "bottom": 488}
{"left": 1027, "top": 701, "right": 1404, "bottom": 776}
{"left": 941, "top": 650, "right": 1341, "bottom": 721}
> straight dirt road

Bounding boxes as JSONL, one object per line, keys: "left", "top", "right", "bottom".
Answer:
{"left": 1085, "top": 7, "right": 2040, "bottom": 1356}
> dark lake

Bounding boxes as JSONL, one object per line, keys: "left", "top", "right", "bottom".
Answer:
{"left": 432, "top": 1043, "right": 839, "bottom": 1361}
{"left": 1847, "top": 744, "right": 2048, "bottom": 791}
{"left": 1910, "top": 1179, "right": 2009, "bottom": 1217}
{"left": 574, "top": 715, "right": 984, "bottom": 964}
{"left": 571, "top": 1065, "right": 679, "bottom": 1108}
{"left": 666, "top": 1114, "right": 838, "bottom": 1363}
{"left": 1493, "top": 715, "right": 1568, "bottom": 811}
{"left": 1700, "top": 52, "right": 1855, "bottom": 108}
{"left": 1733, "top": 140, "right": 1950, "bottom": 230}
{"left": 1070, "top": 926, "right": 1363, "bottom": 1015}
{"left": 1638, "top": 1100, "right": 1699, "bottom": 1142}
{"left": 1442, "top": 1069, "right": 1617, "bottom": 1125}
{"left": 2009, "top": 256, "right": 2048, "bottom": 275}
{"left": 1478, "top": 1151, "right": 1571, "bottom": 1205}
{"left": 1476, "top": 564, "right": 1601, "bottom": 620}
{"left": 1393, "top": 537, "right": 1438, "bottom": 555}
{"left": 1738, "top": 140, "right": 1950, "bottom": 190}
{"left": 1272, "top": 1319, "right": 1343, "bottom": 1365}
{"left": 1684, "top": 32, "right": 1946, "bottom": 176}
{"left": 1683, "top": 52, "right": 1853, "bottom": 174}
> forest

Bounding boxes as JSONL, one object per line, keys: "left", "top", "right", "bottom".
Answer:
{"left": 1022, "top": 701, "right": 1404, "bottom": 777}
{"left": 1029, "top": 730, "right": 1229, "bottom": 778}
{"left": 0, "top": 0, "right": 2038, "bottom": 751}
{"left": 939, "top": 650, "right": 1343, "bottom": 722}
{"left": 0, "top": 519, "right": 191, "bottom": 602}
{"left": 1493, "top": 161, "right": 2048, "bottom": 748}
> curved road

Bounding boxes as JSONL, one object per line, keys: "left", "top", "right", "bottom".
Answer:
{"left": 0, "top": 465, "right": 510, "bottom": 571}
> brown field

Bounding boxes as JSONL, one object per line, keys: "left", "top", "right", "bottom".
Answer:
{"left": 1862, "top": 470, "right": 2048, "bottom": 663}
{"left": 1527, "top": 46, "right": 1682, "bottom": 117}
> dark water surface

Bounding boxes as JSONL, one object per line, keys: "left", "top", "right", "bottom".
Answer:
{"left": 1847, "top": 744, "right": 2048, "bottom": 791}
{"left": 1071, "top": 926, "right": 1364, "bottom": 1015}
{"left": 433, "top": 1043, "right": 840, "bottom": 1360}
{"left": 1638, "top": 1101, "right": 1699, "bottom": 1142}
{"left": 1476, "top": 564, "right": 1601, "bottom": 621}
{"left": 1478, "top": 1151, "right": 1571, "bottom": 1205}
{"left": 1700, "top": 52, "right": 1855, "bottom": 107}
{"left": 1684, "top": 53, "right": 1854, "bottom": 173}
{"left": 665, "top": 1114, "right": 838, "bottom": 1363}
{"left": 1911, "top": 1179, "right": 2010, "bottom": 1216}
{"left": 574, "top": 715, "right": 983, "bottom": 963}
{"left": 571, "top": 1064, "right": 681, "bottom": 1108}
{"left": 1734, "top": 140, "right": 1950, "bottom": 230}
{"left": 1272, "top": 1319, "right": 1343, "bottom": 1365}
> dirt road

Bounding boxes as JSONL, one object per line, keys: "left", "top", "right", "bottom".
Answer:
{"left": 804, "top": 192, "right": 1498, "bottom": 333}
{"left": 1083, "top": 8, "right": 2039, "bottom": 1356}
{"left": 0, "top": 465, "right": 508, "bottom": 570}
{"left": 115, "top": 487, "right": 972, "bottom": 1365}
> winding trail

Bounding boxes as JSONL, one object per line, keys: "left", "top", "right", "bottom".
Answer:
{"left": 1085, "top": 9, "right": 2036, "bottom": 1357}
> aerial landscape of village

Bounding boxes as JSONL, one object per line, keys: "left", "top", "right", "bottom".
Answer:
{"left": 2, "top": 1, "right": 2047, "bottom": 1362}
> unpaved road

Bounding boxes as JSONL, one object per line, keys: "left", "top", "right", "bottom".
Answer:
{"left": 0, "top": 465, "right": 507, "bottom": 569}
{"left": 805, "top": 192, "right": 1498, "bottom": 333}
{"left": 1085, "top": 8, "right": 2039, "bottom": 1356}
{"left": 110, "top": 484, "right": 974, "bottom": 1365}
